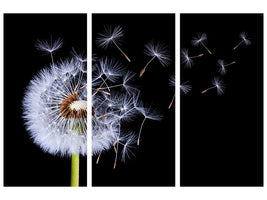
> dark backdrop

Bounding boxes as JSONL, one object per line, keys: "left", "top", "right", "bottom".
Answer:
{"left": 92, "top": 14, "right": 175, "bottom": 186}
{"left": 180, "top": 14, "right": 263, "bottom": 186}
{"left": 4, "top": 14, "right": 87, "bottom": 186}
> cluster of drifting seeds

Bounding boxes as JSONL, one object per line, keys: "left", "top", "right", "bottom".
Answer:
{"left": 93, "top": 25, "right": 171, "bottom": 168}
{"left": 181, "top": 32, "right": 251, "bottom": 95}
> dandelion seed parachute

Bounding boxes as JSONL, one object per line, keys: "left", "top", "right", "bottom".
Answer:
{"left": 212, "top": 77, "right": 225, "bottom": 95}
{"left": 23, "top": 45, "right": 87, "bottom": 157}
{"left": 96, "top": 25, "right": 131, "bottom": 62}
{"left": 140, "top": 41, "right": 171, "bottom": 77}
{"left": 217, "top": 59, "right": 236, "bottom": 75}
{"left": 144, "top": 41, "right": 171, "bottom": 67}
{"left": 201, "top": 77, "right": 224, "bottom": 95}
{"left": 192, "top": 33, "right": 212, "bottom": 54}
{"left": 35, "top": 37, "right": 63, "bottom": 53}
{"left": 233, "top": 32, "right": 251, "bottom": 50}
{"left": 180, "top": 81, "right": 192, "bottom": 95}
{"left": 181, "top": 49, "right": 194, "bottom": 68}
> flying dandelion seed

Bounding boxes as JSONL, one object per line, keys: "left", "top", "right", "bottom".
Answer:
{"left": 140, "top": 41, "right": 171, "bottom": 77}
{"left": 233, "top": 32, "right": 251, "bottom": 50}
{"left": 35, "top": 37, "right": 63, "bottom": 66}
{"left": 181, "top": 48, "right": 204, "bottom": 68}
{"left": 201, "top": 77, "right": 224, "bottom": 95}
{"left": 96, "top": 25, "right": 131, "bottom": 62}
{"left": 180, "top": 81, "right": 192, "bottom": 95}
{"left": 217, "top": 59, "right": 236, "bottom": 75}
{"left": 168, "top": 75, "right": 176, "bottom": 109}
{"left": 135, "top": 103, "right": 162, "bottom": 145}
{"left": 192, "top": 33, "right": 212, "bottom": 55}
{"left": 23, "top": 38, "right": 87, "bottom": 187}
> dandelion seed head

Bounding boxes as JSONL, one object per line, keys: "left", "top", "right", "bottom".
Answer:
{"left": 23, "top": 55, "right": 87, "bottom": 157}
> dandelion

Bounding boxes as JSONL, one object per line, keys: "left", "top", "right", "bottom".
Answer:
{"left": 23, "top": 39, "right": 87, "bottom": 187}
{"left": 192, "top": 33, "right": 212, "bottom": 55}
{"left": 140, "top": 41, "right": 171, "bottom": 77}
{"left": 233, "top": 32, "right": 251, "bottom": 50}
{"left": 217, "top": 59, "right": 236, "bottom": 75}
{"left": 181, "top": 48, "right": 204, "bottom": 68}
{"left": 168, "top": 75, "right": 176, "bottom": 109}
{"left": 201, "top": 77, "right": 224, "bottom": 95}
{"left": 180, "top": 81, "right": 192, "bottom": 95}
{"left": 96, "top": 25, "right": 131, "bottom": 62}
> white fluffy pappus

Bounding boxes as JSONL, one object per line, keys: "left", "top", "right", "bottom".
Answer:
{"left": 92, "top": 56, "right": 162, "bottom": 167}
{"left": 23, "top": 43, "right": 87, "bottom": 157}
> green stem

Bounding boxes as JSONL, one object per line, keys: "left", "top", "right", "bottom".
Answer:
{"left": 71, "top": 153, "right": 79, "bottom": 187}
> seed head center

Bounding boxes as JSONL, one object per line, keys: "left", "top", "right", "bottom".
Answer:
{"left": 60, "top": 92, "right": 87, "bottom": 119}
{"left": 70, "top": 100, "right": 87, "bottom": 111}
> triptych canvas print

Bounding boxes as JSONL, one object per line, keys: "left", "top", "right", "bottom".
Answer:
{"left": 3, "top": 13, "right": 263, "bottom": 187}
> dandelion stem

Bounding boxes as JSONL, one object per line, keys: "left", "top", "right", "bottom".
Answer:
{"left": 137, "top": 117, "right": 147, "bottom": 145}
{"left": 233, "top": 40, "right": 243, "bottom": 50}
{"left": 201, "top": 86, "right": 216, "bottom": 94}
{"left": 71, "top": 153, "right": 79, "bottom": 187}
{"left": 140, "top": 56, "right": 156, "bottom": 77}
{"left": 168, "top": 94, "right": 175, "bottom": 109}
{"left": 112, "top": 39, "right": 131, "bottom": 62}
{"left": 200, "top": 41, "right": 212, "bottom": 54}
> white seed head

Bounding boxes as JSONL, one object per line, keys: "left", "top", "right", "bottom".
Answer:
{"left": 23, "top": 42, "right": 87, "bottom": 157}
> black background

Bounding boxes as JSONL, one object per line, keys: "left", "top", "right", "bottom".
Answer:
{"left": 92, "top": 14, "right": 175, "bottom": 186}
{"left": 4, "top": 14, "right": 87, "bottom": 186}
{"left": 180, "top": 14, "right": 263, "bottom": 186}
